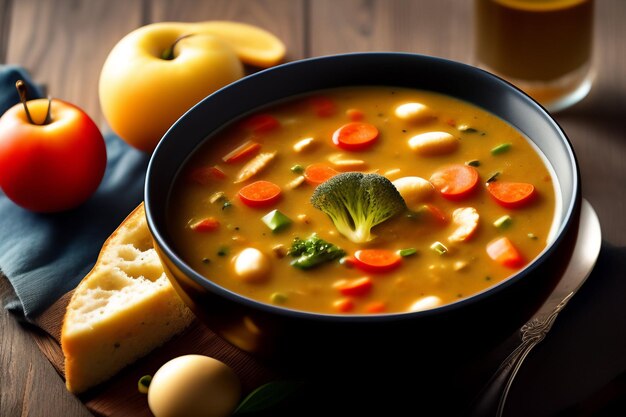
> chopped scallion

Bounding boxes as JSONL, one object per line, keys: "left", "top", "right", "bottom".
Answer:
{"left": 430, "top": 241, "right": 448, "bottom": 255}
{"left": 493, "top": 215, "right": 512, "bottom": 229}
{"left": 217, "top": 246, "right": 229, "bottom": 257}
{"left": 459, "top": 125, "right": 479, "bottom": 134}
{"left": 261, "top": 209, "right": 292, "bottom": 232}
{"left": 528, "top": 233, "right": 538, "bottom": 240}
{"left": 486, "top": 171, "right": 500, "bottom": 183}
{"left": 291, "top": 164, "right": 304, "bottom": 174}
{"left": 398, "top": 248, "right": 417, "bottom": 257}
{"left": 209, "top": 191, "right": 226, "bottom": 204}
{"left": 466, "top": 159, "right": 481, "bottom": 167}
{"left": 491, "top": 143, "right": 512, "bottom": 155}
{"left": 222, "top": 200, "right": 233, "bottom": 210}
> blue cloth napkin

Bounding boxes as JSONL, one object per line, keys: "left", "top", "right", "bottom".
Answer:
{"left": 0, "top": 65, "right": 150, "bottom": 321}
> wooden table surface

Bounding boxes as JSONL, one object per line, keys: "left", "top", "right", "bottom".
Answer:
{"left": 1, "top": 1, "right": 625, "bottom": 416}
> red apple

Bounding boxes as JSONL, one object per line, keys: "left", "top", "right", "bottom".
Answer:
{"left": 0, "top": 82, "right": 107, "bottom": 212}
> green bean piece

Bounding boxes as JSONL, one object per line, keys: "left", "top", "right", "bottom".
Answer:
{"left": 491, "top": 143, "right": 512, "bottom": 155}
{"left": 398, "top": 248, "right": 418, "bottom": 257}
{"left": 493, "top": 215, "right": 513, "bottom": 229}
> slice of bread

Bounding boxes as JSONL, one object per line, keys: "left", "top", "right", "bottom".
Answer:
{"left": 61, "top": 203, "right": 194, "bottom": 394}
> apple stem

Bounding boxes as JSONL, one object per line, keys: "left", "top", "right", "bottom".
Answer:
{"left": 43, "top": 96, "right": 53, "bottom": 124}
{"left": 15, "top": 80, "right": 53, "bottom": 125}
{"left": 161, "top": 33, "right": 194, "bottom": 60}
{"left": 15, "top": 80, "right": 35, "bottom": 124}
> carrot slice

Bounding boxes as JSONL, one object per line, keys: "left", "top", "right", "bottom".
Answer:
{"left": 354, "top": 249, "right": 402, "bottom": 273}
{"left": 223, "top": 140, "right": 261, "bottom": 164}
{"left": 187, "top": 165, "right": 226, "bottom": 185}
{"left": 303, "top": 163, "right": 339, "bottom": 186}
{"left": 309, "top": 96, "right": 336, "bottom": 117}
{"left": 335, "top": 277, "right": 373, "bottom": 297}
{"left": 486, "top": 237, "right": 525, "bottom": 268}
{"left": 487, "top": 181, "right": 536, "bottom": 208}
{"left": 333, "top": 298, "right": 355, "bottom": 313}
{"left": 190, "top": 217, "right": 220, "bottom": 232}
{"left": 365, "top": 301, "right": 387, "bottom": 313}
{"left": 332, "top": 122, "right": 379, "bottom": 151}
{"left": 237, "top": 180, "right": 282, "bottom": 207}
{"left": 242, "top": 114, "right": 280, "bottom": 134}
{"left": 430, "top": 164, "right": 479, "bottom": 199}
{"left": 346, "top": 108, "right": 364, "bottom": 121}
{"left": 419, "top": 204, "right": 448, "bottom": 225}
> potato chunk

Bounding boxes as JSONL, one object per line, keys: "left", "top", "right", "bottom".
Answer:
{"left": 408, "top": 295, "right": 442, "bottom": 312}
{"left": 408, "top": 131, "right": 459, "bottom": 156}
{"left": 232, "top": 248, "right": 271, "bottom": 283}
{"left": 392, "top": 176, "right": 434, "bottom": 211}
{"left": 394, "top": 102, "right": 435, "bottom": 123}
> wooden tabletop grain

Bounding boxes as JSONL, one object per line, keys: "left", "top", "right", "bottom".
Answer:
{"left": 1, "top": 1, "right": 625, "bottom": 416}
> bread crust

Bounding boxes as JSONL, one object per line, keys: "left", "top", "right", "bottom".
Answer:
{"left": 61, "top": 203, "right": 194, "bottom": 394}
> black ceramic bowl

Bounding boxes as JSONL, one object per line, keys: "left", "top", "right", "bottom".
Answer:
{"left": 145, "top": 53, "right": 580, "bottom": 373}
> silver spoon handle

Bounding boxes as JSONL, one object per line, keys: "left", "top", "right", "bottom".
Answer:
{"left": 468, "top": 291, "right": 574, "bottom": 417}
{"left": 467, "top": 200, "right": 601, "bottom": 417}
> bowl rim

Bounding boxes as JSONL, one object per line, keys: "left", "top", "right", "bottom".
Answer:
{"left": 145, "top": 51, "right": 580, "bottom": 324}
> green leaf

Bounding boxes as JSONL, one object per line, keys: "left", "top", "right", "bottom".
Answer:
{"left": 233, "top": 380, "right": 303, "bottom": 415}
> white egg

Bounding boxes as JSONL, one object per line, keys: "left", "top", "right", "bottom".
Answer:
{"left": 148, "top": 355, "right": 241, "bottom": 417}
{"left": 232, "top": 247, "right": 271, "bottom": 283}
{"left": 392, "top": 176, "right": 434, "bottom": 211}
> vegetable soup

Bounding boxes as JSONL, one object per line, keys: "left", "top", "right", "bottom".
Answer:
{"left": 168, "top": 86, "right": 557, "bottom": 315}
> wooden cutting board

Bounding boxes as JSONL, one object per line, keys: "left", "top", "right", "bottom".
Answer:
{"left": 32, "top": 290, "right": 277, "bottom": 417}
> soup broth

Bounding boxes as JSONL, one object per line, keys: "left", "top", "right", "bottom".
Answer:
{"left": 168, "top": 86, "right": 556, "bottom": 315}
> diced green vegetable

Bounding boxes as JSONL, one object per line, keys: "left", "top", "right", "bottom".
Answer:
{"left": 288, "top": 234, "right": 345, "bottom": 269}
{"left": 261, "top": 209, "right": 292, "bottom": 232}
{"left": 398, "top": 248, "right": 417, "bottom": 257}
{"left": 310, "top": 172, "right": 407, "bottom": 243}
{"left": 528, "top": 232, "right": 538, "bottom": 240}
{"left": 491, "top": 143, "right": 512, "bottom": 155}
{"left": 138, "top": 375, "right": 152, "bottom": 394}
{"left": 222, "top": 200, "right": 233, "bottom": 210}
{"left": 430, "top": 241, "right": 448, "bottom": 255}
{"left": 290, "top": 164, "right": 304, "bottom": 174}
{"left": 270, "top": 292, "right": 288, "bottom": 304}
{"left": 493, "top": 215, "right": 513, "bottom": 229}
{"left": 466, "top": 159, "right": 481, "bottom": 167}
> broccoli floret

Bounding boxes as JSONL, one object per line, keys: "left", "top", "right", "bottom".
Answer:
{"left": 288, "top": 234, "right": 345, "bottom": 269}
{"left": 310, "top": 172, "right": 407, "bottom": 243}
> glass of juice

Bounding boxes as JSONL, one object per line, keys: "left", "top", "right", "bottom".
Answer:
{"left": 474, "top": 0, "right": 594, "bottom": 112}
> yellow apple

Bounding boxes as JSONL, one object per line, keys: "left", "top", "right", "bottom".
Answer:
{"left": 99, "top": 23, "right": 244, "bottom": 152}
{"left": 189, "top": 21, "right": 287, "bottom": 68}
